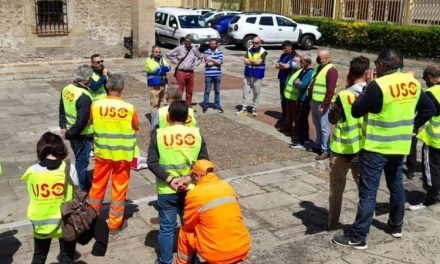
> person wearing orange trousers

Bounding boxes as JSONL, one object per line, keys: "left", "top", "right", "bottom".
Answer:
{"left": 174, "top": 160, "right": 250, "bottom": 264}
{"left": 87, "top": 74, "right": 139, "bottom": 233}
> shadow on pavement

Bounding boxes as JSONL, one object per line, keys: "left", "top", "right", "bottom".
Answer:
{"left": 144, "top": 228, "right": 180, "bottom": 255}
{"left": 264, "top": 110, "right": 281, "bottom": 120}
{"left": 0, "top": 230, "right": 22, "bottom": 264}
{"left": 99, "top": 199, "right": 139, "bottom": 222}
{"left": 293, "top": 201, "right": 328, "bottom": 234}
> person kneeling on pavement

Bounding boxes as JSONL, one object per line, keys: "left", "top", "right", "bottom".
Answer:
{"left": 174, "top": 160, "right": 250, "bottom": 264}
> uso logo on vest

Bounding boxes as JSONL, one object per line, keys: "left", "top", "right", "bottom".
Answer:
{"left": 163, "top": 133, "right": 196, "bottom": 147}
{"left": 99, "top": 106, "right": 129, "bottom": 119}
{"left": 389, "top": 81, "right": 418, "bottom": 99}
{"left": 32, "top": 183, "right": 64, "bottom": 198}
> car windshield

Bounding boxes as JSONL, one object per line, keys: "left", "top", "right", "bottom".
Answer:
{"left": 178, "top": 15, "right": 207, "bottom": 28}
{"left": 201, "top": 12, "right": 215, "bottom": 20}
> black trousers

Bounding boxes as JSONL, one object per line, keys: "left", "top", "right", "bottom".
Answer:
{"left": 422, "top": 144, "right": 440, "bottom": 205}
{"left": 298, "top": 100, "right": 310, "bottom": 144}
{"left": 406, "top": 135, "right": 418, "bottom": 173}
{"left": 31, "top": 237, "right": 76, "bottom": 264}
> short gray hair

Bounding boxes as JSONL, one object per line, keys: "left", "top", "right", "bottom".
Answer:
{"left": 302, "top": 54, "right": 313, "bottom": 64}
{"left": 107, "top": 74, "right": 124, "bottom": 92}
{"left": 166, "top": 85, "right": 182, "bottom": 100}
{"left": 73, "top": 65, "right": 93, "bottom": 82}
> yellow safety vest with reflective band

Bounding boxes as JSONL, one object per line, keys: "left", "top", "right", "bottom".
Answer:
{"left": 92, "top": 97, "right": 136, "bottom": 162}
{"left": 158, "top": 105, "right": 197, "bottom": 128}
{"left": 417, "top": 85, "right": 440, "bottom": 148}
{"left": 89, "top": 72, "right": 107, "bottom": 101}
{"left": 284, "top": 69, "right": 302, "bottom": 101}
{"left": 244, "top": 47, "right": 266, "bottom": 79}
{"left": 363, "top": 72, "right": 421, "bottom": 155}
{"left": 22, "top": 162, "right": 74, "bottom": 239}
{"left": 330, "top": 90, "right": 363, "bottom": 154}
{"left": 62, "top": 84, "right": 93, "bottom": 135}
{"left": 145, "top": 56, "right": 170, "bottom": 86}
{"left": 311, "top": 63, "right": 334, "bottom": 102}
{"left": 156, "top": 125, "right": 202, "bottom": 194}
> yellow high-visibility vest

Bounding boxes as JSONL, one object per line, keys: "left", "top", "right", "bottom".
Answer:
{"left": 22, "top": 162, "right": 74, "bottom": 239}
{"left": 244, "top": 47, "right": 266, "bottom": 79}
{"left": 156, "top": 125, "right": 202, "bottom": 194}
{"left": 92, "top": 97, "right": 136, "bottom": 161}
{"left": 310, "top": 63, "right": 334, "bottom": 102}
{"left": 89, "top": 72, "right": 107, "bottom": 101}
{"left": 330, "top": 90, "right": 363, "bottom": 154}
{"left": 158, "top": 105, "right": 197, "bottom": 128}
{"left": 284, "top": 69, "right": 302, "bottom": 101}
{"left": 363, "top": 72, "right": 421, "bottom": 155}
{"left": 418, "top": 84, "right": 440, "bottom": 148}
{"left": 61, "top": 84, "right": 93, "bottom": 135}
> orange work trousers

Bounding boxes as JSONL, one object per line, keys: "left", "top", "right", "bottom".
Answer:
{"left": 174, "top": 229, "right": 248, "bottom": 264}
{"left": 88, "top": 156, "right": 131, "bottom": 230}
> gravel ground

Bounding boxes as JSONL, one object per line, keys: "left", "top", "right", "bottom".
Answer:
{"left": 136, "top": 114, "right": 315, "bottom": 171}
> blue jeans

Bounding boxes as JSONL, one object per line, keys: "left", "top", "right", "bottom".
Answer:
{"left": 350, "top": 150, "right": 405, "bottom": 241}
{"left": 69, "top": 137, "right": 93, "bottom": 191}
{"left": 311, "top": 101, "right": 330, "bottom": 153}
{"left": 157, "top": 193, "right": 186, "bottom": 264}
{"left": 203, "top": 75, "right": 222, "bottom": 109}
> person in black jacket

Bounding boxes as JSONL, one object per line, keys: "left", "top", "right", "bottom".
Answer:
{"left": 59, "top": 65, "right": 93, "bottom": 191}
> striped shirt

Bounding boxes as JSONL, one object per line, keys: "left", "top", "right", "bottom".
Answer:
{"left": 204, "top": 48, "right": 223, "bottom": 77}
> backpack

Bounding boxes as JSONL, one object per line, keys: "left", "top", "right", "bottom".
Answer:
{"left": 61, "top": 160, "right": 97, "bottom": 241}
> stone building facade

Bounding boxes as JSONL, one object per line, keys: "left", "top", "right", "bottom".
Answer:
{"left": 0, "top": 0, "right": 133, "bottom": 63}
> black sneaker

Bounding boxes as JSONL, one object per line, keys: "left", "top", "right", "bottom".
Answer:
{"left": 216, "top": 107, "right": 224, "bottom": 113}
{"left": 202, "top": 106, "right": 208, "bottom": 113}
{"left": 406, "top": 171, "right": 415, "bottom": 180}
{"left": 332, "top": 232, "right": 368, "bottom": 249}
{"left": 387, "top": 221, "right": 402, "bottom": 238}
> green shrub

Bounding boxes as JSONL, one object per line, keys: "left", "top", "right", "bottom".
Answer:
{"left": 292, "top": 17, "right": 440, "bottom": 59}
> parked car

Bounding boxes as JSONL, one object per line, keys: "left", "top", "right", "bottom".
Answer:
{"left": 192, "top": 8, "right": 215, "bottom": 15}
{"left": 227, "top": 12, "right": 321, "bottom": 50}
{"left": 209, "top": 15, "right": 236, "bottom": 39}
{"left": 201, "top": 10, "right": 242, "bottom": 23}
{"left": 155, "top": 7, "right": 221, "bottom": 48}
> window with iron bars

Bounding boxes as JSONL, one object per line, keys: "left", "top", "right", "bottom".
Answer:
{"left": 35, "top": 0, "right": 69, "bottom": 36}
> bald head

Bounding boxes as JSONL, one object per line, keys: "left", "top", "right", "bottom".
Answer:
{"left": 252, "top": 36, "right": 261, "bottom": 48}
{"left": 317, "top": 49, "right": 330, "bottom": 65}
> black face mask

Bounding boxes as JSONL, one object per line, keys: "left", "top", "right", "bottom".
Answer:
{"left": 316, "top": 57, "right": 321, "bottom": 64}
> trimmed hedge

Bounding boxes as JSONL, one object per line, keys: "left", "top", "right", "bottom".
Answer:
{"left": 292, "top": 17, "right": 440, "bottom": 59}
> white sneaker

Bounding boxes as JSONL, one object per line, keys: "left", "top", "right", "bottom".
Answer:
{"left": 252, "top": 109, "right": 257, "bottom": 117}
{"left": 407, "top": 203, "right": 426, "bottom": 211}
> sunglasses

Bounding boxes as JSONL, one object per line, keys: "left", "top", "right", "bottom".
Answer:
{"left": 253, "top": 42, "right": 261, "bottom": 44}
{"left": 94, "top": 60, "right": 104, "bottom": 64}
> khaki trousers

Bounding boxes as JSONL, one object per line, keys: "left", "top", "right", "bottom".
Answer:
{"left": 149, "top": 85, "right": 166, "bottom": 113}
{"left": 328, "top": 153, "right": 360, "bottom": 228}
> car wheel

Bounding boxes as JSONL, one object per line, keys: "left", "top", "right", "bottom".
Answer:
{"left": 242, "top": 35, "right": 255, "bottom": 50}
{"left": 300, "top": 35, "right": 314, "bottom": 50}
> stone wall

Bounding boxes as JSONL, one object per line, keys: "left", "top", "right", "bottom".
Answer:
{"left": 0, "top": 0, "right": 132, "bottom": 63}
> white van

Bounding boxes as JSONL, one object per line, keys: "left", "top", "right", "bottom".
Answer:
{"left": 155, "top": 7, "right": 221, "bottom": 48}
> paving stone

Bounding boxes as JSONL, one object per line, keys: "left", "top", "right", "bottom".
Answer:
{"left": 272, "top": 179, "right": 319, "bottom": 198}
{"left": 255, "top": 206, "right": 300, "bottom": 230}
{"left": 248, "top": 171, "right": 295, "bottom": 186}
{"left": 240, "top": 191, "right": 299, "bottom": 211}
{"left": 364, "top": 239, "right": 430, "bottom": 263}
{"left": 230, "top": 178, "right": 266, "bottom": 197}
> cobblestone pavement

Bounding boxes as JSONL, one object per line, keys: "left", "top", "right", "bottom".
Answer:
{"left": 1, "top": 46, "right": 439, "bottom": 264}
